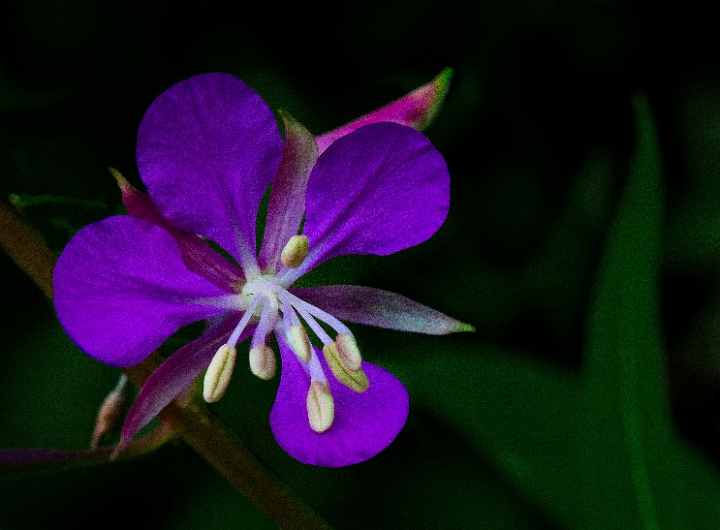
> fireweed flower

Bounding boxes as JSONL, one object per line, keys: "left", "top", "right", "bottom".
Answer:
{"left": 54, "top": 73, "right": 471, "bottom": 467}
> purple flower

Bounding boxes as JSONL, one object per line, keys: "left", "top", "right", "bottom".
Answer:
{"left": 53, "top": 73, "right": 471, "bottom": 467}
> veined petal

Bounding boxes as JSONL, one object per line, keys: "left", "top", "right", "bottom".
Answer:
{"left": 112, "top": 169, "right": 243, "bottom": 292}
{"left": 292, "top": 123, "right": 449, "bottom": 278}
{"left": 118, "top": 315, "right": 252, "bottom": 448}
{"left": 258, "top": 111, "right": 318, "bottom": 271}
{"left": 54, "top": 216, "right": 227, "bottom": 367}
{"left": 136, "top": 73, "right": 283, "bottom": 265}
{"left": 270, "top": 339, "right": 409, "bottom": 467}
{"left": 315, "top": 68, "right": 453, "bottom": 155}
{"left": 291, "top": 285, "right": 474, "bottom": 334}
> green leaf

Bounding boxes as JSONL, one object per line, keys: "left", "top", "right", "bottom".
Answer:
{"left": 382, "top": 341, "right": 583, "bottom": 530}
{"left": 578, "top": 95, "right": 686, "bottom": 529}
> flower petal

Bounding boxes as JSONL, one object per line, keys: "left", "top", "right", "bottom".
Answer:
{"left": 270, "top": 339, "right": 409, "bottom": 467}
{"left": 112, "top": 169, "right": 243, "bottom": 292}
{"left": 118, "top": 315, "right": 252, "bottom": 448}
{"left": 258, "top": 111, "right": 318, "bottom": 271}
{"left": 315, "top": 68, "right": 453, "bottom": 155}
{"left": 54, "top": 216, "right": 227, "bottom": 367}
{"left": 290, "top": 285, "right": 474, "bottom": 334}
{"left": 289, "top": 122, "right": 449, "bottom": 278}
{"left": 136, "top": 73, "right": 283, "bottom": 264}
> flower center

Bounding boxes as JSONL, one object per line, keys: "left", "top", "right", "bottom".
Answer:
{"left": 240, "top": 274, "right": 280, "bottom": 314}
{"left": 200, "top": 235, "right": 370, "bottom": 433}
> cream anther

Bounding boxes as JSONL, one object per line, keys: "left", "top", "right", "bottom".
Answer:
{"left": 307, "top": 380, "right": 334, "bottom": 433}
{"left": 203, "top": 344, "right": 237, "bottom": 403}
{"left": 335, "top": 334, "right": 362, "bottom": 372}
{"left": 323, "top": 342, "right": 370, "bottom": 393}
{"left": 288, "top": 325, "right": 312, "bottom": 362}
{"left": 249, "top": 344, "right": 276, "bottom": 380}
{"left": 281, "top": 235, "right": 309, "bottom": 268}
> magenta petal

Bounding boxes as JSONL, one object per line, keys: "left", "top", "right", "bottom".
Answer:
{"left": 270, "top": 340, "right": 409, "bottom": 467}
{"left": 315, "top": 68, "right": 453, "bottom": 155}
{"left": 299, "top": 123, "right": 449, "bottom": 273}
{"left": 115, "top": 171, "right": 243, "bottom": 292}
{"left": 119, "top": 315, "right": 251, "bottom": 448}
{"left": 291, "top": 285, "right": 474, "bottom": 334}
{"left": 137, "top": 73, "right": 283, "bottom": 262}
{"left": 258, "top": 112, "right": 318, "bottom": 271}
{"left": 54, "top": 216, "right": 227, "bottom": 367}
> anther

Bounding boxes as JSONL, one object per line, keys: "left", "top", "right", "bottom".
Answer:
{"left": 323, "top": 342, "right": 370, "bottom": 393}
{"left": 288, "top": 325, "right": 312, "bottom": 362}
{"left": 335, "top": 333, "right": 362, "bottom": 372}
{"left": 249, "top": 344, "right": 276, "bottom": 380}
{"left": 307, "top": 380, "right": 334, "bottom": 433}
{"left": 203, "top": 344, "right": 237, "bottom": 403}
{"left": 281, "top": 235, "right": 309, "bottom": 268}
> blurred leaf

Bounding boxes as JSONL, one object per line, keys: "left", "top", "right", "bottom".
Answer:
{"left": 578, "top": 95, "right": 686, "bottom": 529}
{"left": 383, "top": 340, "right": 582, "bottom": 530}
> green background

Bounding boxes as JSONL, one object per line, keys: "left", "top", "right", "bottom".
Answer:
{"left": 2, "top": 1, "right": 720, "bottom": 528}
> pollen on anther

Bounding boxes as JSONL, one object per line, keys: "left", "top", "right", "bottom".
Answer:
{"left": 203, "top": 344, "right": 237, "bottom": 403}
{"left": 281, "top": 235, "right": 309, "bottom": 268}
{"left": 249, "top": 344, "right": 276, "bottom": 380}
{"left": 288, "top": 325, "right": 312, "bottom": 362}
{"left": 323, "top": 342, "right": 370, "bottom": 393}
{"left": 336, "top": 333, "right": 362, "bottom": 372}
{"left": 307, "top": 380, "right": 334, "bottom": 433}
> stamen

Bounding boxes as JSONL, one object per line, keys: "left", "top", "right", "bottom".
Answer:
{"left": 249, "top": 344, "right": 276, "bottom": 380}
{"left": 227, "top": 295, "right": 262, "bottom": 346}
{"left": 293, "top": 303, "right": 332, "bottom": 344}
{"left": 283, "top": 290, "right": 353, "bottom": 337}
{"left": 203, "top": 344, "right": 237, "bottom": 402}
{"left": 288, "top": 325, "right": 312, "bottom": 362}
{"left": 280, "top": 235, "right": 309, "bottom": 268}
{"left": 307, "top": 380, "right": 334, "bottom": 433}
{"left": 335, "top": 333, "right": 363, "bottom": 372}
{"left": 323, "top": 342, "right": 369, "bottom": 393}
{"left": 252, "top": 296, "right": 278, "bottom": 349}
{"left": 278, "top": 239, "right": 325, "bottom": 287}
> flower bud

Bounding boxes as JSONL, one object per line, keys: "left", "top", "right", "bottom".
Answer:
{"left": 307, "top": 381, "right": 334, "bottom": 433}
{"left": 249, "top": 344, "right": 276, "bottom": 380}
{"left": 90, "top": 375, "right": 128, "bottom": 449}
{"left": 281, "top": 235, "right": 309, "bottom": 268}
{"left": 203, "top": 344, "right": 237, "bottom": 403}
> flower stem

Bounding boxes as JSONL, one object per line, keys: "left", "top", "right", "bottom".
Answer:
{"left": 168, "top": 401, "right": 334, "bottom": 530}
{"left": 0, "top": 199, "right": 335, "bottom": 530}
{"left": 0, "top": 198, "right": 56, "bottom": 299}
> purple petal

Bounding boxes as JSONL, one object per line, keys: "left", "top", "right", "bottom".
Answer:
{"left": 119, "top": 315, "right": 252, "bottom": 448}
{"left": 136, "top": 73, "right": 283, "bottom": 264}
{"left": 113, "top": 169, "right": 243, "bottom": 292}
{"left": 54, "top": 216, "right": 227, "bottom": 367}
{"left": 270, "top": 339, "right": 409, "bottom": 467}
{"left": 315, "top": 68, "right": 453, "bottom": 155}
{"left": 291, "top": 285, "right": 474, "bottom": 334}
{"left": 294, "top": 123, "right": 449, "bottom": 276}
{"left": 258, "top": 112, "right": 318, "bottom": 271}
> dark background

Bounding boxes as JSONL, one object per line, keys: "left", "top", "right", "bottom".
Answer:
{"left": 2, "top": 1, "right": 720, "bottom": 528}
